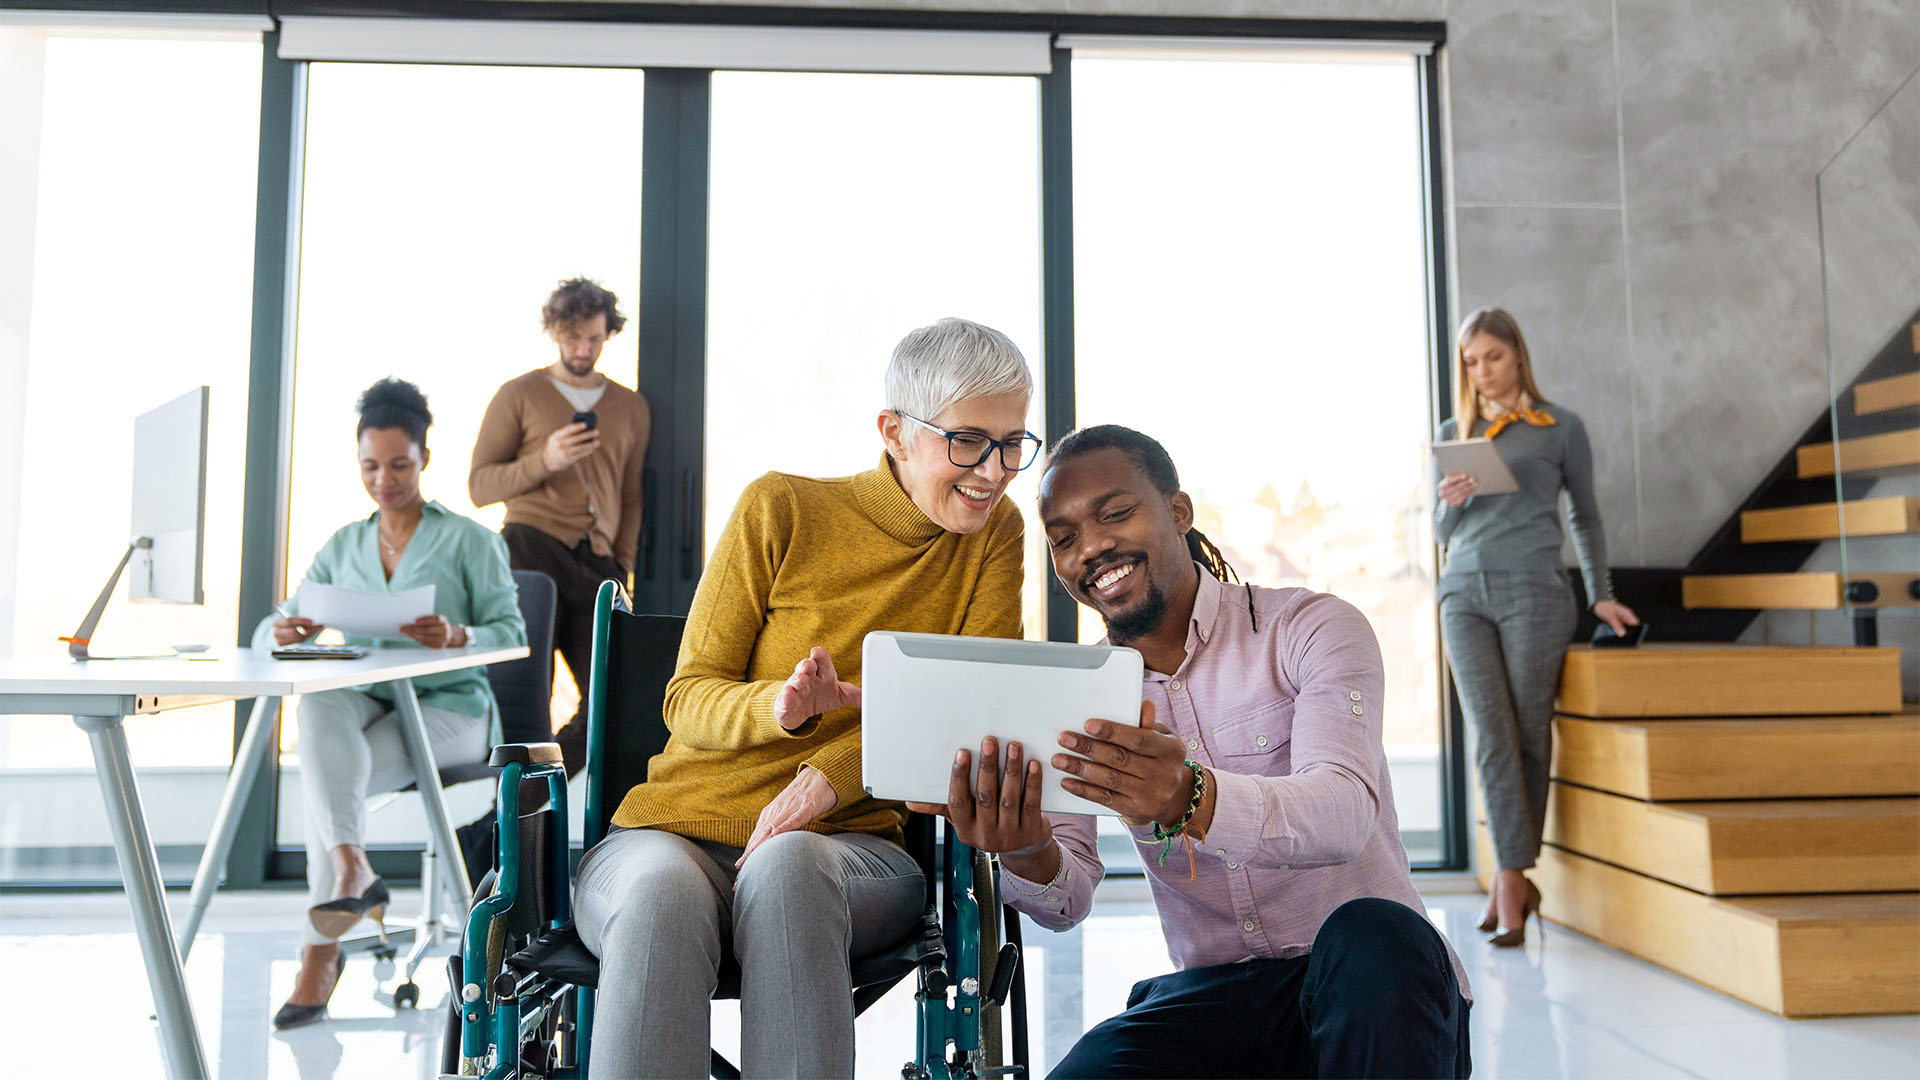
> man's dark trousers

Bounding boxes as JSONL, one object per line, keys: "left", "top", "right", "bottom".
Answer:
{"left": 500, "top": 522, "right": 625, "bottom": 775}
{"left": 1051, "top": 898, "right": 1472, "bottom": 1078}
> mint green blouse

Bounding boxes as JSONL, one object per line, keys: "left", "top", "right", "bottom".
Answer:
{"left": 251, "top": 501, "right": 528, "bottom": 719}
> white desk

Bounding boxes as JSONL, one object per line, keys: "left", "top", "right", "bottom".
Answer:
{"left": 0, "top": 644, "right": 528, "bottom": 1080}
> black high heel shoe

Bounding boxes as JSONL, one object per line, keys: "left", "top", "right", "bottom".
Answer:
{"left": 308, "top": 877, "right": 390, "bottom": 943}
{"left": 1487, "top": 878, "right": 1543, "bottom": 947}
{"left": 273, "top": 948, "right": 346, "bottom": 1030}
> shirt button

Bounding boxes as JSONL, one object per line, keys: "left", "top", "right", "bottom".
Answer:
{"left": 1242, "top": 919, "right": 1257, "bottom": 932}
{"left": 1186, "top": 738, "right": 1199, "bottom": 751}
{"left": 1254, "top": 735, "right": 1268, "bottom": 748}
{"left": 1226, "top": 861, "right": 1240, "bottom": 870}
{"left": 1278, "top": 864, "right": 1290, "bottom": 871}
{"left": 1169, "top": 679, "right": 1181, "bottom": 691}
{"left": 1215, "top": 848, "right": 1226, "bottom": 856}
{"left": 1351, "top": 704, "right": 1364, "bottom": 715}
{"left": 1349, "top": 690, "right": 1362, "bottom": 702}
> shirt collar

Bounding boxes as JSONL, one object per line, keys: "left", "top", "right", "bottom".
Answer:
{"left": 1189, "top": 561, "right": 1224, "bottom": 648}
{"left": 362, "top": 499, "right": 449, "bottom": 523}
{"left": 852, "top": 453, "right": 947, "bottom": 544}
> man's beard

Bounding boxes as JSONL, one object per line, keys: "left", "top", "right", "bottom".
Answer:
{"left": 1101, "top": 578, "right": 1168, "bottom": 645}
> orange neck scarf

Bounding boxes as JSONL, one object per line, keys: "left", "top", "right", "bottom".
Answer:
{"left": 1482, "top": 399, "right": 1556, "bottom": 439}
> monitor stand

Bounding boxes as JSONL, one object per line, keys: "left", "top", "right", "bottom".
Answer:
{"left": 61, "top": 536, "right": 153, "bottom": 661}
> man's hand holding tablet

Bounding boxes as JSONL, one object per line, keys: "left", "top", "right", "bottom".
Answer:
{"left": 1053, "top": 703, "right": 1207, "bottom": 831}
{"left": 909, "top": 700, "right": 1209, "bottom": 882}
{"left": 907, "top": 736, "right": 1058, "bottom": 884}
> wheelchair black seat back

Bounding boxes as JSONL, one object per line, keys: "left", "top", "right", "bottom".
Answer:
{"left": 444, "top": 582, "right": 1028, "bottom": 1080}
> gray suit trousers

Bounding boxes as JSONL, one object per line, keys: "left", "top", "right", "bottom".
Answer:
{"left": 575, "top": 826, "right": 924, "bottom": 1079}
{"left": 1440, "top": 569, "right": 1579, "bottom": 871}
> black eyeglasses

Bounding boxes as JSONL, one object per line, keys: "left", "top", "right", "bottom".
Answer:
{"left": 899, "top": 411, "right": 1043, "bottom": 472}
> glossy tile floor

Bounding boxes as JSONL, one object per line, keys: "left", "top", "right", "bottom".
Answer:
{"left": 2, "top": 879, "right": 1916, "bottom": 1079}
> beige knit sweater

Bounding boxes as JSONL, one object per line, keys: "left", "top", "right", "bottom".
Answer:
{"left": 468, "top": 368, "right": 650, "bottom": 572}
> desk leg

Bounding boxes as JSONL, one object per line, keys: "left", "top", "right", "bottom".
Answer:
{"left": 75, "top": 713, "right": 210, "bottom": 1080}
{"left": 390, "top": 678, "right": 474, "bottom": 916}
{"left": 178, "top": 695, "right": 280, "bottom": 962}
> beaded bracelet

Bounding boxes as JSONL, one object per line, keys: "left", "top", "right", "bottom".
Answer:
{"left": 1150, "top": 760, "right": 1207, "bottom": 867}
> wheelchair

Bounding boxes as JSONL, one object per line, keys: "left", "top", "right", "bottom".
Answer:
{"left": 442, "top": 581, "right": 1031, "bottom": 1079}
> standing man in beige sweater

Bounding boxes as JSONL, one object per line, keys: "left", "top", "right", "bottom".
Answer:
{"left": 470, "top": 277, "right": 650, "bottom": 776}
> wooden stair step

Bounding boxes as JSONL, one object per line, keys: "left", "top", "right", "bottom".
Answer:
{"left": 1553, "top": 711, "right": 1920, "bottom": 800}
{"left": 1473, "top": 824, "right": 1920, "bottom": 1017}
{"left": 1856, "top": 371, "right": 1920, "bottom": 415}
{"left": 1557, "top": 644, "right": 1902, "bottom": 718}
{"left": 1544, "top": 781, "right": 1920, "bottom": 894}
{"left": 1681, "top": 571, "right": 1920, "bottom": 609}
{"left": 1741, "top": 496, "right": 1920, "bottom": 542}
{"left": 1796, "top": 428, "right": 1920, "bottom": 478}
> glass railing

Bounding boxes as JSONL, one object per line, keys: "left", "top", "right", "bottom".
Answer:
{"left": 1816, "top": 66, "right": 1920, "bottom": 659}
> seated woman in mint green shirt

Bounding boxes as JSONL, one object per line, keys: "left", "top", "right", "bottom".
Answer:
{"left": 253, "top": 378, "right": 525, "bottom": 1030}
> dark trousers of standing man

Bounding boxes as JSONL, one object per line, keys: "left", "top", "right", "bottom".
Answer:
{"left": 499, "top": 522, "right": 626, "bottom": 775}
{"left": 1051, "top": 898, "right": 1472, "bottom": 1079}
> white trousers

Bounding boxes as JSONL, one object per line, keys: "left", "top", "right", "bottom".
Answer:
{"left": 295, "top": 688, "right": 488, "bottom": 945}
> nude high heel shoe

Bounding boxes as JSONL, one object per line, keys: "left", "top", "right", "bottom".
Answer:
{"left": 1487, "top": 878, "right": 1542, "bottom": 947}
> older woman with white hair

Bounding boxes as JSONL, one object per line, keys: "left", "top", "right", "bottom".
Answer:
{"left": 574, "top": 317, "right": 1037, "bottom": 1078}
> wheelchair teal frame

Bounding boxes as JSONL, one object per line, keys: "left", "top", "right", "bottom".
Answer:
{"left": 448, "top": 581, "right": 1019, "bottom": 1079}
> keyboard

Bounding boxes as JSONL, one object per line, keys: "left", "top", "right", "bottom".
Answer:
{"left": 271, "top": 644, "right": 371, "bottom": 661}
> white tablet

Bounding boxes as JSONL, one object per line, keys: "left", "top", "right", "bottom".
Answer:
{"left": 861, "top": 631, "right": 1144, "bottom": 816}
{"left": 1431, "top": 437, "right": 1520, "bottom": 495}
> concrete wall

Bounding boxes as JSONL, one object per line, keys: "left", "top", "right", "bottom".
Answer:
{"left": 1449, "top": 0, "right": 1919, "bottom": 565}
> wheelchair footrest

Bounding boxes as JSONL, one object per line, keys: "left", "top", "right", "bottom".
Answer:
{"left": 505, "top": 922, "right": 601, "bottom": 989}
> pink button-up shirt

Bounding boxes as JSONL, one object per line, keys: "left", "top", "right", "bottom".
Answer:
{"left": 1001, "top": 569, "right": 1469, "bottom": 999}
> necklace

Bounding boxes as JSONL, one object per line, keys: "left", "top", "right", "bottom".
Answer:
{"left": 379, "top": 512, "right": 419, "bottom": 557}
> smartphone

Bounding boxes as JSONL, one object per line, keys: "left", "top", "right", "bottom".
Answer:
{"left": 1590, "top": 621, "right": 1648, "bottom": 648}
{"left": 572, "top": 410, "right": 598, "bottom": 430}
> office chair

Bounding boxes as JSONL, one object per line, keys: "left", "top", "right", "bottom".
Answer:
{"left": 340, "top": 568, "right": 556, "bottom": 1010}
{"left": 442, "top": 582, "right": 1029, "bottom": 1079}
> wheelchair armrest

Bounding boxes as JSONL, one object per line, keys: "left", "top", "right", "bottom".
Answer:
{"left": 489, "top": 742, "right": 564, "bottom": 768}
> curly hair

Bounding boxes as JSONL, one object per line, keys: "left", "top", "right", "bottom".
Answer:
{"left": 356, "top": 377, "right": 432, "bottom": 447}
{"left": 541, "top": 277, "right": 627, "bottom": 336}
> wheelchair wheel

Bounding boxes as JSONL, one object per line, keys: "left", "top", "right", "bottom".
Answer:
{"left": 971, "top": 848, "right": 1004, "bottom": 1077}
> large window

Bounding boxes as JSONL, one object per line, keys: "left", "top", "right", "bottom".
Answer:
{"left": 0, "top": 29, "right": 263, "bottom": 883}
{"left": 0, "top": 21, "right": 1452, "bottom": 892}
{"left": 1070, "top": 46, "right": 1442, "bottom": 860}
{"left": 704, "top": 71, "right": 1048, "bottom": 638}
{"left": 275, "top": 62, "right": 645, "bottom": 850}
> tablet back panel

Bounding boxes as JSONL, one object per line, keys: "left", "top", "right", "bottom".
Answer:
{"left": 861, "top": 631, "right": 1144, "bottom": 816}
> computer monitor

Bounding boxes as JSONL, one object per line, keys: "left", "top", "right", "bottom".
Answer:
{"left": 129, "top": 387, "right": 209, "bottom": 604}
{"left": 62, "top": 387, "right": 209, "bottom": 659}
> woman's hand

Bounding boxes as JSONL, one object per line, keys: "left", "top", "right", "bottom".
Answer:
{"left": 399, "top": 614, "right": 466, "bottom": 649}
{"left": 1592, "top": 599, "right": 1640, "bottom": 637}
{"left": 737, "top": 766, "right": 837, "bottom": 869}
{"left": 772, "top": 646, "right": 861, "bottom": 731}
{"left": 1437, "top": 472, "right": 1478, "bottom": 508}
{"left": 907, "top": 737, "right": 1053, "bottom": 877}
{"left": 1053, "top": 702, "right": 1195, "bottom": 829}
{"left": 272, "top": 616, "right": 324, "bottom": 647}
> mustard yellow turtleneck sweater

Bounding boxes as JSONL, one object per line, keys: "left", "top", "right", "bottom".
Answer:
{"left": 610, "top": 456, "right": 1025, "bottom": 847}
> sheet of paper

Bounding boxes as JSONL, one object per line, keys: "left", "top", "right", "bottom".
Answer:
{"left": 298, "top": 582, "right": 437, "bottom": 642}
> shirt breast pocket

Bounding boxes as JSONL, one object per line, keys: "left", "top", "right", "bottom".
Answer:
{"left": 1212, "top": 699, "right": 1293, "bottom": 776}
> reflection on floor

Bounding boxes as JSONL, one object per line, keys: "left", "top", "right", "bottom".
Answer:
{"left": 2, "top": 879, "right": 1916, "bottom": 1079}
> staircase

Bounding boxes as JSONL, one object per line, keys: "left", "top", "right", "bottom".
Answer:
{"left": 1679, "top": 318, "right": 1920, "bottom": 636}
{"left": 1475, "top": 646, "right": 1920, "bottom": 1017}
